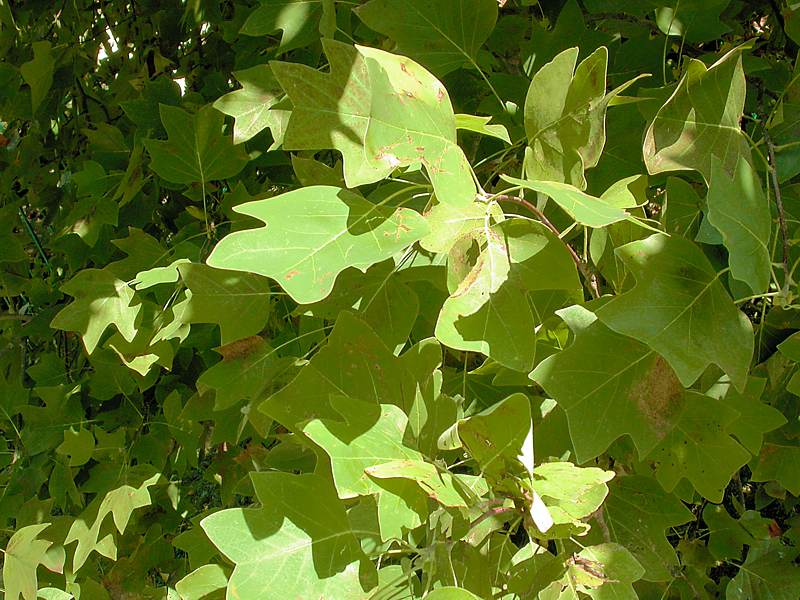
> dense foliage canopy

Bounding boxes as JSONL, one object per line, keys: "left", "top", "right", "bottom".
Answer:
{"left": 2, "top": 0, "right": 800, "bottom": 598}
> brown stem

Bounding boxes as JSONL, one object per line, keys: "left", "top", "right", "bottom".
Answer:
{"left": 492, "top": 193, "right": 601, "bottom": 299}
{"left": 764, "top": 131, "right": 791, "bottom": 293}
{"left": 469, "top": 506, "right": 518, "bottom": 531}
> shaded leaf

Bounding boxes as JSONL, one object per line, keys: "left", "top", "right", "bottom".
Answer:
{"left": 596, "top": 234, "right": 753, "bottom": 390}
{"left": 201, "top": 472, "right": 371, "bottom": 599}
{"left": 143, "top": 105, "right": 249, "bottom": 184}
{"left": 354, "top": 0, "right": 497, "bottom": 77}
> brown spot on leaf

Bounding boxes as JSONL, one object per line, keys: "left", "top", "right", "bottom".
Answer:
{"left": 216, "top": 335, "right": 265, "bottom": 361}
{"left": 284, "top": 269, "right": 300, "bottom": 280}
{"left": 630, "top": 355, "right": 684, "bottom": 438}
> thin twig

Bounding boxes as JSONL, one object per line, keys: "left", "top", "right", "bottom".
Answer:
{"left": 764, "top": 130, "right": 792, "bottom": 294}
{"left": 491, "top": 193, "right": 601, "bottom": 298}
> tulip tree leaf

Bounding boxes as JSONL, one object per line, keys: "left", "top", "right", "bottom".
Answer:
{"left": 20, "top": 41, "right": 54, "bottom": 113}
{"left": 2, "top": 523, "right": 54, "bottom": 600}
{"left": 143, "top": 104, "right": 249, "bottom": 184}
{"left": 262, "top": 312, "right": 442, "bottom": 433}
{"left": 726, "top": 540, "right": 800, "bottom": 600}
{"left": 175, "top": 564, "right": 229, "bottom": 600}
{"left": 65, "top": 471, "right": 160, "bottom": 572}
{"left": 532, "top": 462, "right": 614, "bottom": 536}
{"left": 457, "top": 393, "right": 531, "bottom": 480}
{"left": 424, "top": 588, "right": 483, "bottom": 600}
{"left": 588, "top": 475, "right": 693, "bottom": 582}
{"left": 705, "top": 377, "right": 786, "bottom": 455}
{"left": 213, "top": 64, "right": 289, "bottom": 146}
{"left": 750, "top": 429, "right": 800, "bottom": 496}
{"left": 175, "top": 263, "right": 271, "bottom": 345}
{"left": 706, "top": 155, "right": 771, "bottom": 294}
{"left": 532, "top": 305, "right": 687, "bottom": 463}
{"left": 240, "top": 0, "right": 328, "bottom": 52}
{"left": 270, "top": 40, "right": 477, "bottom": 205}
{"left": 207, "top": 186, "right": 428, "bottom": 304}
{"left": 523, "top": 46, "right": 643, "bottom": 188}
{"left": 435, "top": 219, "right": 579, "bottom": 372}
{"left": 50, "top": 269, "right": 141, "bottom": 354}
{"left": 304, "top": 396, "right": 423, "bottom": 498}
{"left": 364, "top": 459, "right": 471, "bottom": 508}
{"left": 644, "top": 392, "right": 750, "bottom": 502}
{"left": 596, "top": 234, "right": 753, "bottom": 390}
{"left": 503, "top": 176, "right": 631, "bottom": 228}
{"left": 354, "top": 0, "right": 498, "bottom": 77}
{"left": 643, "top": 47, "right": 749, "bottom": 182}
{"left": 201, "top": 472, "right": 370, "bottom": 600}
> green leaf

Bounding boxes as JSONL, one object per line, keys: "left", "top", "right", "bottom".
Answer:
{"left": 212, "top": 64, "right": 289, "bottom": 146}
{"left": 596, "top": 234, "right": 753, "bottom": 390}
{"left": 533, "top": 462, "right": 614, "bottom": 536}
{"left": 706, "top": 155, "right": 771, "bottom": 294}
{"left": 703, "top": 505, "right": 770, "bottom": 561}
{"left": 532, "top": 305, "right": 687, "bottom": 463}
{"left": 55, "top": 426, "right": 95, "bottom": 467}
{"left": 420, "top": 199, "right": 499, "bottom": 255}
{"left": 240, "top": 0, "right": 326, "bottom": 52}
{"left": 65, "top": 470, "right": 160, "bottom": 572}
{"left": 643, "top": 47, "right": 749, "bottom": 182}
{"left": 454, "top": 114, "right": 511, "bottom": 144}
{"left": 644, "top": 392, "right": 750, "bottom": 502}
{"left": 589, "top": 475, "right": 693, "bottom": 582}
{"left": 2, "top": 523, "right": 53, "bottom": 600}
{"left": 201, "top": 472, "right": 371, "bottom": 600}
{"left": 143, "top": 104, "right": 249, "bottom": 184}
{"left": 207, "top": 186, "right": 428, "bottom": 304}
{"left": 523, "top": 46, "right": 643, "bottom": 188}
{"left": 271, "top": 40, "right": 476, "bottom": 205}
{"left": 435, "top": 219, "right": 579, "bottom": 372}
{"left": 175, "top": 263, "right": 271, "bottom": 344}
{"left": 750, "top": 429, "right": 800, "bottom": 495}
{"left": 456, "top": 393, "right": 531, "bottom": 480}
{"left": 562, "top": 543, "right": 645, "bottom": 600}
{"left": 364, "top": 459, "right": 472, "bottom": 508}
{"left": 304, "top": 396, "right": 423, "bottom": 498}
{"left": 502, "top": 176, "right": 631, "bottom": 228}
{"left": 354, "top": 0, "right": 497, "bottom": 76}
{"left": 705, "top": 377, "right": 786, "bottom": 455}
{"left": 197, "top": 336, "right": 294, "bottom": 411}
{"left": 50, "top": 269, "right": 141, "bottom": 354}
{"left": 175, "top": 564, "right": 228, "bottom": 600}
{"left": 300, "top": 261, "right": 419, "bottom": 348}
{"left": 263, "top": 312, "right": 441, "bottom": 433}
{"left": 726, "top": 540, "right": 800, "bottom": 600}
{"left": 662, "top": 177, "right": 703, "bottom": 237}
{"left": 20, "top": 41, "right": 54, "bottom": 113}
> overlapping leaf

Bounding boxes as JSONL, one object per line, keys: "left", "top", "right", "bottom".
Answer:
{"left": 596, "top": 234, "right": 753, "bottom": 390}
{"left": 271, "top": 40, "right": 476, "bottom": 205}
{"left": 354, "top": 0, "right": 497, "bottom": 76}
{"left": 143, "top": 104, "right": 249, "bottom": 185}
{"left": 207, "top": 186, "right": 428, "bottom": 304}
{"left": 435, "top": 219, "right": 579, "bottom": 371}
{"left": 201, "top": 472, "right": 371, "bottom": 599}
{"left": 643, "top": 47, "right": 750, "bottom": 181}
